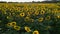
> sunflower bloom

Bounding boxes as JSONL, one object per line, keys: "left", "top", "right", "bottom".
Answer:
{"left": 25, "top": 26, "right": 31, "bottom": 32}
{"left": 7, "top": 22, "right": 16, "bottom": 27}
{"left": 7, "top": 23, "right": 12, "bottom": 27}
{"left": 27, "top": 11, "right": 33, "bottom": 16}
{"left": 24, "top": 16, "right": 30, "bottom": 22}
{"left": 38, "top": 17, "right": 44, "bottom": 22}
{"left": 14, "top": 26, "right": 20, "bottom": 31}
{"left": 57, "top": 16, "right": 60, "bottom": 18}
{"left": 40, "top": 10, "right": 45, "bottom": 15}
{"left": 27, "top": 12, "right": 31, "bottom": 16}
{"left": 10, "top": 22, "right": 16, "bottom": 26}
{"left": 33, "top": 30, "right": 39, "bottom": 34}
{"left": 20, "top": 12, "right": 25, "bottom": 17}
{"left": 34, "top": 11, "right": 39, "bottom": 15}
{"left": 45, "top": 16, "right": 50, "bottom": 20}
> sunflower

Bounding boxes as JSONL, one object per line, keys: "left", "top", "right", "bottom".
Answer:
{"left": 38, "top": 17, "right": 44, "bottom": 22}
{"left": 24, "top": 16, "right": 30, "bottom": 22}
{"left": 34, "top": 11, "right": 39, "bottom": 15}
{"left": 27, "top": 11, "right": 33, "bottom": 16}
{"left": 45, "top": 16, "right": 50, "bottom": 20}
{"left": 14, "top": 26, "right": 20, "bottom": 31}
{"left": 40, "top": 10, "right": 45, "bottom": 15}
{"left": 10, "top": 22, "right": 16, "bottom": 26}
{"left": 7, "top": 23, "right": 12, "bottom": 27}
{"left": 57, "top": 16, "right": 60, "bottom": 18}
{"left": 20, "top": 12, "right": 25, "bottom": 17}
{"left": 33, "top": 30, "right": 39, "bottom": 34}
{"left": 7, "top": 22, "right": 16, "bottom": 27}
{"left": 25, "top": 26, "right": 31, "bottom": 32}
{"left": 27, "top": 12, "right": 31, "bottom": 16}
{"left": 24, "top": 7, "right": 29, "bottom": 11}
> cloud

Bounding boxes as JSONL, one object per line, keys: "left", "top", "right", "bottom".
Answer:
{"left": 0, "top": 0, "right": 45, "bottom": 2}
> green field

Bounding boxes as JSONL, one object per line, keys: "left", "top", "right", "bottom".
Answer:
{"left": 0, "top": 2, "right": 60, "bottom": 34}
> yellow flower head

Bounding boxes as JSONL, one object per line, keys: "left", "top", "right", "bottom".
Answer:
{"left": 24, "top": 7, "right": 28, "bottom": 11}
{"left": 33, "top": 30, "right": 39, "bottom": 34}
{"left": 27, "top": 12, "right": 31, "bottom": 16}
{"left": 40, "top": 10, "right": 45, "bottom": 15}
{"left": 57, "top": 16, "right": 60, "bottom": 18}
{"left": 38, "top": 17, "right": 44, "bottom": 22}
{"left": 10, "top": 22, "right": 16, "bottom": 26}
{"left": 24, "top": 16, "right": 30, "bottom": 22}
{"left": 27, "top": 11, "right": 33, "bottom": 16}
{"left": 45, "top": 16, "right": 50, "bottom": 20}
{"left": 34, "top": 11, "right": 39, "bottom": 15}
{"left": 20, "top": 12, "right": 25, "bottom": 17}
{"left": 25, "top": 26, "right": 31, "bottom": 32}
{"left": 7, "top": 23, "right": 12, "bottom": 27}
{"left": 7, "top": 22, "right": 16, "bottom": 27}
{"left": 14, "top": 26, "right": 20, "bottom": 31}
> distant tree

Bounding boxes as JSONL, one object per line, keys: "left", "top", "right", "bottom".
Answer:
{"left": 52, "top": 0, "right": 57, "bottom": 1}
{"left": 0, "top": 1, "right": 6, "bottom": 3}
{"left": 37, "top": 1, "right": 40, "bottom": 3}
{"left": 32, "top": 1, "right": 35, "bottom": 3}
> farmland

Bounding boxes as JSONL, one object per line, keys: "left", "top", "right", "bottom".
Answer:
{"left": 0, "top": 2, "right": 60, "bottom": 34}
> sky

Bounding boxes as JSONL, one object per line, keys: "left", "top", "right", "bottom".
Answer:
{"left": 0, "top": 0, "right": 46, "bottom": 2}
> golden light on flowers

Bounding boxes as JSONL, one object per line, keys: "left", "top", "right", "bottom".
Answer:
{"left": 25, "top": 26, "right": 31, "bottom": 32}
{"left": 33, "top": 30, "right": 39, "bottom": 34}
{"left": 38, "top": 17, "right": 44, "bottom": 22}
{"left": 14, "top": 26, "right": 20, "bottom": 31}
{"left": 40, "top": 10, "right": 45, "bottom": 15}
{"left": 20, "top": 12, "right": 25, "bottom": 17}
{"left": 45, "top": 16, "right": 51, "bottom": 20}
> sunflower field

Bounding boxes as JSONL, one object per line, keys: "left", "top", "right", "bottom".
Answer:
{"left": 0, "top": 3, "right": 60, "bottom": 34}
